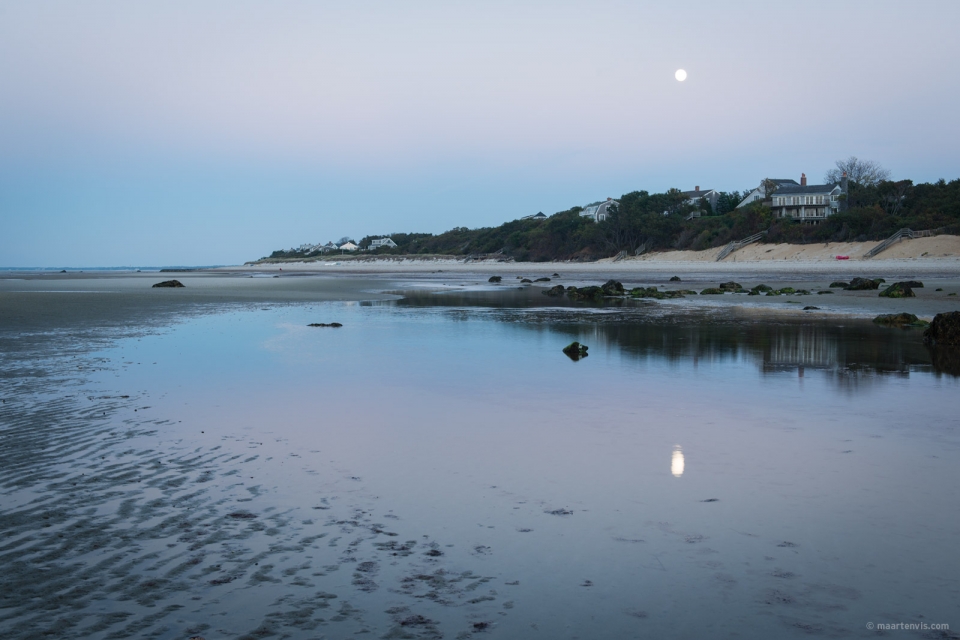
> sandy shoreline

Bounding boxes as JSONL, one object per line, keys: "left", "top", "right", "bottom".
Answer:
{"left": 229, "top": 235, "right": 960, "bottom": 278}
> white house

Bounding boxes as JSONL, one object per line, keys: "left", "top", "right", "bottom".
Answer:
{"left": 369, "top": 237, "right": 398, "bottom": 249}
{"left": 580, "top": 198, "right": 618, "bottom": 222}
{"left": 339, "top": 242, "right": 359, "bottom": 252}
{"left": 319, "top": 242, "right": 338, "bottom": 253}
{"left": 768, "top": 174, "right": 844, "bottom": 224}
{"left": 521, "top": 212, "right": 547, "bottom": 221}
{"left": 736, "top": 178, "right": 799, "bottom": 208}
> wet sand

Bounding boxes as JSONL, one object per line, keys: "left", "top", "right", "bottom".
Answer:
{"left": 2, "top": 272, "right": 959, "bottom": 639}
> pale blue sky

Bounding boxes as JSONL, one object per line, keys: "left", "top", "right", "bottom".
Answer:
{"left": 2, "top": 0, "right": 958, "bottom": 266}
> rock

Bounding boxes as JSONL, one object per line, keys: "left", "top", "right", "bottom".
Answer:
{"left": 719, "top": 281, "right": 743, "bottom": 291}
{"left": 936, "top": 288, "right": 943, "bottom": 291}
{"left": 923, "top": 311, "right": 960, "bottom": 346}
{"left": 488, "top": 276, "right": 502, "bottom": 283}
{"left": 901, "top": 280, "right": 924, "bottom": 288}
{"left": 873, "top": 313, "right": 927, "bottom": 328}
{"left": 751, "top": 284, "right": 773, "bottom": 292}
{"left": 847, "top": 278, "right": 881, "bottom": 290}
{"left": 520, "top": 278, "right": 532, "bottom": 283}
{"left": 59, "top": 269, "right": 67, "bottom": 273}
{"left": 829, "top": 281, "right": 849, "bottom": 288}
{"left": 629, "top": 287, "right": 685, "bottom": 300}
{"left": 567, "top": 285, "right": 603, "bottom": 301}
{"left": 552, "top": 273, "right": 560, "bottom": 277}
{"left": 542, "top": 285, "right": 566, "bottom": 297}
{"left": 803, "top": 306, "right": 819, "bottom": 310}
{"left": 700, "top": 288, "right": 725, "bottom": 295}
{"left": 308, "top": 322, "right": 343, "bottom": 327}
{"left": 152, "top": 280, "right": 185, "bottom": 288}
{"left": 669, "top": 276, "right": 681, "bottom": 281}
{"left": 817, "top": 290, "right": 834, "bottom": 294}
{"left": 535, "top": 277, "right": 551, "bottom": 282}
{"left": 879, "top": 282, "right": 916, "bottom": 298}
{"left": 562, "top": 342, "right": 589, "bottom": 361}
{"left": 601, "top": 279, "right": 625, "bottom": 296}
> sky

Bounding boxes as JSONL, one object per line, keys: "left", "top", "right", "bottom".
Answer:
{"left": 2, "top": 0, "right": 959, "bottom": 267}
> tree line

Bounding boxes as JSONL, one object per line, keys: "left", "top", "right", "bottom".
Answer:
{"left": 265, "top": 164, "right": 960, "bottom": 262}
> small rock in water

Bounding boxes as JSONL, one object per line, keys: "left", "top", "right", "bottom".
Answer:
{"left": 520, "top": 278, "right": 532, "bottom": 283}
{"left": 803, "top": 306, "right": 819, "bottom": 310}
{"left": 542, "top": 284, "right": 566, "bottom": 297}
{"left": 308, "top": 322, "right": 342, "bottom": 327}
{"left": 488, "top": 276, "right": 502, "bottom": 283}
{"left": 562, "top": 342, "right": 588, "bottom": 361}
{"left": 873, "top": 313, "right": 927, "bottom": 328}
{"left": 847, "top": 277, "right": 882, "bottom": 290}
{"left": 879, "top": 282, "right": 916, "bottom": 298}
{"left": 670, "top": 275, "right": 681, "bottom": 281}
{"left": 152, "top": 280, "right": 184, "bottom": 288}
{"left": 534, "top": 277, "right": 551, "bottom": 282}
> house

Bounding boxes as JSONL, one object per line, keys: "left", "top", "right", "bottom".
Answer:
{"left": 580, "top": 198, "right": 618, "bottom": 222}
{"left": 768, "top": 174, "right": 845, "bottom": 224}
{"left": 736, "top": 178, "right": 799, "bottom": 208}
{"left": 521, "top": 212, "right": 547, "bottom": 221}
{"left": 319, "top": 242, "right": 338, "bottom": 253}
{"left": 680, "top": 186, "right": 720, "bottom": 213}
{"left": 369, "top": 237, "right": 398, "bottom": 249}
{"left": 339, "top": 242, "right": 359, "bottom": 252}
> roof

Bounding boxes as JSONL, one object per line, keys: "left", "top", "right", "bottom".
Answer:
{"left": 681, "top": 189, "right": 716, "bottom": 199}
{"left": 773, "top": 183, "right": 841, "bottom": 196}
{"left": 768, "top": 179, "right": 799, "bottom": 186}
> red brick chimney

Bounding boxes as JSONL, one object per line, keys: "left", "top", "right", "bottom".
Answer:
{"left": 801, "top": 173, "right": 807, "bottom": 187}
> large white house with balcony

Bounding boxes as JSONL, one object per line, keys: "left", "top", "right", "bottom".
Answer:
{"left": 369, "top": 237, "right": 398, "bottom": 249}
{"left": 769, "top": 174, "right": 843, "bottom": 224}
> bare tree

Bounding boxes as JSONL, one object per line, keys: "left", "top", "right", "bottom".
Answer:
{"left": 825, "top": 157, "right": 891, "bottom": 187}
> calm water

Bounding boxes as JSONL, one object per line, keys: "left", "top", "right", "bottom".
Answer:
{"left": 1, "top": 287, "right": 958, "bottom": 639}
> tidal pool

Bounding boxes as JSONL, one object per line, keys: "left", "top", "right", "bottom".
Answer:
{"left": 1, "top": 285, "right": 958, "bottom": 639}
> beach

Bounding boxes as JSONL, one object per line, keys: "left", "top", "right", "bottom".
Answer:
{"left": 2, "top": 268, "right": 959, "bottom": 639}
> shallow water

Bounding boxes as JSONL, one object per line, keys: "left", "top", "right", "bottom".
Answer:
{"left": 1, "top": 284, "right": 959, "bottom": 639}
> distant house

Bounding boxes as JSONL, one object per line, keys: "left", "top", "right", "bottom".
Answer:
{"left": 680, "top": 186, "right": 720, "bottom": 213}
{"left": 339, "top": 242, "right": 359, "bottom": 252}
{"left": 369, "top": 237, "right": 398, "bottom": 249}
{"left": 521, "top": 212, "right": 547, "bottom": 221}
{"left": 768, "top": 174, "right": 845, "bottom": 224}
{"left": 580, "top": 198, "right": 618, "bottom": 222}
{"left": 736, "top": 178, "right": 799, "bottom": 208}
{"left": 319, "top": 242, "right": 338, "bottom": 253}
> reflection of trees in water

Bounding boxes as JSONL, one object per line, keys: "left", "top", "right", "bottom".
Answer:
{"left": 367, "top": 290, "right": 953, "bottom": 379}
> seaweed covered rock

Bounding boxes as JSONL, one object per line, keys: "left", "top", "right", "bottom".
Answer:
{"left": 873, "top": 313, "right": 927, "bottom": 328}
{"left": 901, "top": 280, "right": 924, "bottom": 288}
{"left": 601, "top": 279, "right": 625, "bottom": 296}
{"left": 542, "top": 284, "right": 566, "bottom": 297}
{"left": 567, "top": 286, "right": 603, "bottom": 301}
{"left": 803, "top": 306, "right": 820, "bottom": 311}
{"left": 308, "top": 322, "right": 343, "bottom": 327}
{"left": 629, "top": 287, "right": 685, "bottom": 300}
{"left": 923, "top": 311, "right": 960, "bottom": 346}
{"left": 847, "top": 278, "right": 881, "bottom": 291}
{"left": 829, "top": 281, "right": 849, "bottom": 289}
{"left": 535, "top": 277, "right": 551, "bottom": 282}
{"left": 488, "top": 276, "right": 502, "bottom": 283}
{"left": 152, "top": 280, "right": 184, "bottom": 288}
{"left": 669, "top": 276, "right": 681, "bottom": 282}
{"left": 879, "top": 282, "right": 916, "bottom": 298}
{"left": 520, "top": 278, "right": 533, "bottom": 283}
{"left": 700, "top": 288, "right": 725, "bottom": 295}
{"left": 562, "top": 341, "right": 589, "bottom": 361}
{"left": 719, "top": 281, "right": 743, "bottom": 292}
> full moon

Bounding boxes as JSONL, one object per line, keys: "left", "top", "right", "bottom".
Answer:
{"left": 675, "top": 69, "right": 687, "bottom": 82}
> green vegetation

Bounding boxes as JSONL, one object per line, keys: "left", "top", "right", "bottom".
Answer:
{"left": 262, "top": 175, "right": 960, "bottom": 263}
